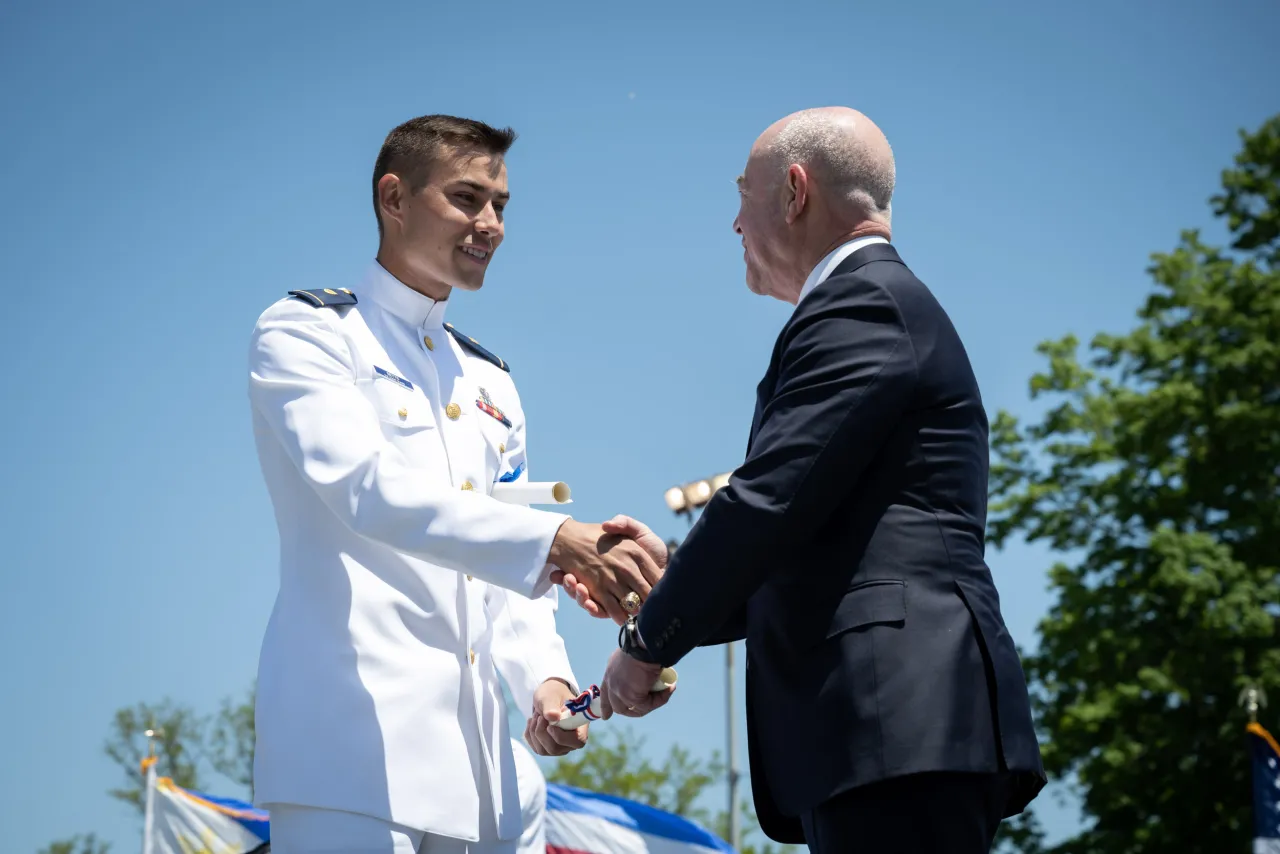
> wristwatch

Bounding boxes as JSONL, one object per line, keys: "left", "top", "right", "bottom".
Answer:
{"left": 618, "top": 617, "right": 659, "bottom": 664}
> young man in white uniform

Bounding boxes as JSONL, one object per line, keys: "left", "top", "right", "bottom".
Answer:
{"left": 246, "top": 115, "right": 662, "bottom": 853}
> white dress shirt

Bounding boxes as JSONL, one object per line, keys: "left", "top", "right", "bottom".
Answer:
{"left": 797, "top": 235, "right": 890, "bottom": 304}
{"left": 247, "top": 262, "right": 577, "bottom": 842}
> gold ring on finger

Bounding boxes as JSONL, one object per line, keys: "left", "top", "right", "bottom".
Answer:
{"left": 622, "top": 591, "right": 641, "bottom": 614}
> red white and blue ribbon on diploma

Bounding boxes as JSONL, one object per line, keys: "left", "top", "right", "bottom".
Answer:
{"left": 563, "top": 685, "right": 603, "bottom": 722}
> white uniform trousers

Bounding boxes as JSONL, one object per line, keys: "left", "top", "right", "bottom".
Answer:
{"left": 268, "top": 738, "right": 547, "bottom": 854}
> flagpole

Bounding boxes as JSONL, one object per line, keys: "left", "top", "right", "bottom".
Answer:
{"left": 1242, "top": 685, "right": 1266, "bottom": 724}
{"left": 1241, "top": 684, "right": 1270, "bottom": 854}
{"left": 141, "top": 728, "right": 159, "bottom": 854}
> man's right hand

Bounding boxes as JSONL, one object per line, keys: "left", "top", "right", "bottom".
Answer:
{"left": 548, "top": 519, "right": 663, "bottom": 624}
{"left": 557, "top": 515, "right": 669, "bottom": 621}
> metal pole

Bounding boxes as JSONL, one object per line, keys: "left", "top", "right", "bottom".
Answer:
{"left": 1241, "top": 684, "right": 1267, "bottom": 854}
{"left": 674, "top": 496, "right": 740, "bottom": 849}
{"left": 727, "top": 639, "right": 740, "bottom": 850}
{"left": 142, "top": 729, "right": 158, "bottom": 854}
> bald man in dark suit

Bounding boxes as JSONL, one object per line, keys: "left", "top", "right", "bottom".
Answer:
{"left": 567, "top": 107, "right": 1047, "bottom": 853}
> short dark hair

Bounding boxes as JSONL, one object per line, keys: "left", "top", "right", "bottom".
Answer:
{"left": 372, "top": 114, "right": 518, "bottom": 237}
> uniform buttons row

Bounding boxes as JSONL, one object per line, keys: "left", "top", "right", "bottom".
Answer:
{"left": 417, "top": 329, "right": 485, "bottom": 667}
{"left": 461, "top": 480, "right": 475, "bottom": 580}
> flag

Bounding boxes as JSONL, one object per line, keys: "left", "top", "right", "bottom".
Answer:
{"left": 138, "top": 759, "right": 733, "bottom": 853}
{"left": 545, "top": 782, "right": 735, "bottom": 854}
{"left": 1250, "top": 722, "right": 1280, "bottom": 854}
{"left": 142, "top": 758, "right": 269, "bottom": 854}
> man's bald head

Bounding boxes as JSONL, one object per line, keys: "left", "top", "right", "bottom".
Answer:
{"left": 758, "top": 107, "right": 895, "bottom": 226}
{"left": 733, "top": 107, "right": 897, "bottom": 304}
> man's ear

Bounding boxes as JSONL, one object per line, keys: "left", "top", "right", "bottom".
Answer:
{"left": 377, "top": 173, "right": 408, "bottom": 233}
{"left": 784, "top": 164, "right": 808, "bottom": 224}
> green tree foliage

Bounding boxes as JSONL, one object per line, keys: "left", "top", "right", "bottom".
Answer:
{"left": 98, "top": 685, "right": 258, "bottom": 821}
{"left": 993, "top": 810, "right": 1048, "bottom": 853}
{"left": 1214, "top": 116, "right": 1280, "bottom": 264}
{"left": 545, "top": 725, "right": 722, "bottom": 821}
{"left": 103, "top": 699, "right": 206, "bottom": 813}
{"left": 545, "top": 726, "right": 800, "bottom": 853}
{"left": 987, "top": 114, "right": 1280, "bottom": 852}
{"left": 53, "top": 687, "right": 774, "bottom": 851}
{"left": 209, "top": 684, "right": 257, "bottom": 797}
{"left": 36, "top": 835, "right": 111, "bottom": 854}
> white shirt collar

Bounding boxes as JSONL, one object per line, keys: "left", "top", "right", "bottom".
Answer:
{"left": 360, "top": 262, "right": 450, "bottom": 329}
{"left": 797, "top": 236, "right": 890, "bottom": 304}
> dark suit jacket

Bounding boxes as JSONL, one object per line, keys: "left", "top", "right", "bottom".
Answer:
{"left": 637, "top": 243, "right": 1046, "bottom": 843}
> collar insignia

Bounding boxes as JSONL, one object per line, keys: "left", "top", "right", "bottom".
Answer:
{"left": 445, "top": 323, "right": 509, "bottom": 372}
{"left": 288, "top": 287, "right": 357, "bottom": 308}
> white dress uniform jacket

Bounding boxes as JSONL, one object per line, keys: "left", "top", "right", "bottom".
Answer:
{"left": 247, "top": 262, "right": 577, "bottom": 842}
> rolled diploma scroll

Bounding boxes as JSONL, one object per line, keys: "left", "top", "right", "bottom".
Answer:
{"left": 554, "top": 667, "right": 678, "bottom": 729}
{"left": 490, "top": 481, "right": 572, "bottom": 505}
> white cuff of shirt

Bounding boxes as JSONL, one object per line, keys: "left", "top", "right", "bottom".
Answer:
{"left": 522, "top": 513, "right": 572, "bottom": 599}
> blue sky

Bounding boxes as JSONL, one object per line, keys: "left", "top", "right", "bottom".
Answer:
{"left": 1, "top": 0, "right": 1276, "bottom": 850}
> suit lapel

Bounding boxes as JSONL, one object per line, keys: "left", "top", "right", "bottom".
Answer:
{"left": 746, "top": 243, "right": 906, "bottom": 453}
{"left": 747, "top": 326, "right": 787, "bottom": 451}
{"left": 747, "top": 373, "right": 771, "bottom": 450}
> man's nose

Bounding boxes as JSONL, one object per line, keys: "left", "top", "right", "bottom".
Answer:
{"left": 476, "top": 203, "right": 500, "bottom": 235}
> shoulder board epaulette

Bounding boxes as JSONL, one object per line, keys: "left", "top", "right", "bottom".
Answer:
{"left": 288, "top": 288, "right": 357, "bottom": 308}
{"left": 445, "top": 323, "right": 509, "bottom": 372}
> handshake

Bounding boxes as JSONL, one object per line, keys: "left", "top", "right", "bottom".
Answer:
{"left": 524, "top": 514, "right": 679, "bottom": 757}
{"left": 547, "top": 514, "right": 669, "bottom": 624}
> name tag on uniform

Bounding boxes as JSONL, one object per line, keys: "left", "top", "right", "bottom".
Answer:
{"left": 373, "top": 366, "right": 414, "bottom": 391}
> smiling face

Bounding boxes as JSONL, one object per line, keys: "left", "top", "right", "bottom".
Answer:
{"left": 382, "top": 149, "right": 508, "bottom": 296}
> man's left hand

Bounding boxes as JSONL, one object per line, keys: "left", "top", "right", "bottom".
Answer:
{"left": 600, "top": 649, "right": 675, "bottom": 719}
{"left": 525, "top": 679, "right": 589, "bottom": 756}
